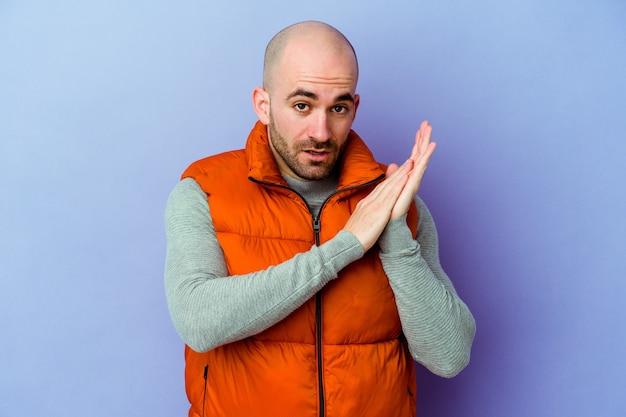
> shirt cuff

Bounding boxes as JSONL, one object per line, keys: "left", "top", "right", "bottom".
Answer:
{"left": 378, "top": 215, "right": 416, "bottom": 254}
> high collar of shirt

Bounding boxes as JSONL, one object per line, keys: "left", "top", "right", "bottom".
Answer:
{"left": 283, "top": 173, "right": 339, "bottom": 216}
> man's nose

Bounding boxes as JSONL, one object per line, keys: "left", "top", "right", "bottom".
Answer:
{"left": 309, "top": 112, "right": 332, "bottom": 142}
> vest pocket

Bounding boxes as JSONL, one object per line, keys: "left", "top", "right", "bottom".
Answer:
{"left": 202, "top": 365, "right": 209, "bottom": 417}
{"left": 407, "top": 386, "right": 416, "bottom": 417}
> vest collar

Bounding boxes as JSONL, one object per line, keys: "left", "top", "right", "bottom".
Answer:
{"left": 245, "top": 121, "right": 385, "bottom": 189}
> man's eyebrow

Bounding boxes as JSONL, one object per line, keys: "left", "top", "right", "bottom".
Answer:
{"left": 285, "top": 89, "right": 355, "bottom": 103}
{"left": 336, "top": 93, "right": 355, "bottom": 103}
{"left": 286, "top": 89, "right": 318, "bottom": 100}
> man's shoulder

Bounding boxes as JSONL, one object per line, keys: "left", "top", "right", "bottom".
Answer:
{"left": 181, "top": 148, "right": 247, "bottom": 181}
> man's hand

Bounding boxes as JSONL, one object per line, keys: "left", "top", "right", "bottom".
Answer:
{"left": 387, "top": 120, "right": 436, "bottom": 219}
{"left": 343, "top": 121, "right": 436, "bottom": 251}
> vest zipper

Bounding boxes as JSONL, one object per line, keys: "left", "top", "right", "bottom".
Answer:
{"left": 313, "top": 216, "right": 321, "bottom": 246}
{"left": 250, "top": 173, "right": 386, "bottom": 417}
{"left": 313, "top": 215, "right": 324, "bottom": 416}
{"left": 316, "top": 291, "right": 324, "bottom": 417}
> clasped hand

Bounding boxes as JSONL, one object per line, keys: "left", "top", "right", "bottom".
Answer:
{"left": 343, "top": 121, "right": 436, "bottom": 251}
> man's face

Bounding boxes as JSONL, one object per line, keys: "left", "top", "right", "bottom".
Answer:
{"left": 264, "top": 40, "right": 360, "bottom": 181}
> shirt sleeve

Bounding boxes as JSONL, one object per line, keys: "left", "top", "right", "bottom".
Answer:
{"left": 378, "top": 196, "right": 476, "bottom": 377}
{"left": 164, "top": 178, "right": 364, "bottom": 352}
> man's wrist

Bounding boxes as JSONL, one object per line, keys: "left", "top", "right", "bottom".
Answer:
{"left": 379, "top": 217, "right": 414, "bottom": 253}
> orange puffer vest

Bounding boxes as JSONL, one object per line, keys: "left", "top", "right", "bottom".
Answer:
{"left": 182, "top": 122, "right": 418, "bottom": 417}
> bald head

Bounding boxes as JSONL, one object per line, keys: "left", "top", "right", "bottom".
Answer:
{"left": 263, "top": 21, "right": 359, "bottom": 92}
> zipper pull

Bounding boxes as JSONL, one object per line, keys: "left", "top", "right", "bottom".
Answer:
{"left": 313, "top": 216, "right": 321, "bottom": 246}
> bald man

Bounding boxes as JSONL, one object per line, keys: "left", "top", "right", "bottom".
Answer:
{"left": 165, "top": 21, "right": 475, "bottom": 417}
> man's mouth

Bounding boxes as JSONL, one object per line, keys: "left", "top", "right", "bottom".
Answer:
{"left": 303, "top": 149, "right": 330, "bottom": 161}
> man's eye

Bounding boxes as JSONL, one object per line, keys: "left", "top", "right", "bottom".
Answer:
{"left": 295, "top": 103, "right": 308, "bottom": 111}
{"left": 333, "top": 105, "right": 348, "bottom": 113}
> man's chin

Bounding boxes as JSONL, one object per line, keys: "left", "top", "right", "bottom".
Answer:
{"left": 293, "top": 166, "right": 333, "bottom": 181}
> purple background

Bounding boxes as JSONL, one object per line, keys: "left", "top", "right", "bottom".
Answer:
{"left": 1, "top": 0, "right": 625, "bottom": 415}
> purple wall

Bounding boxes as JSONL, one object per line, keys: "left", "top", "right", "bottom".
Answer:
{"left": 1, "top": 0, "right": 625, "bottom": 415}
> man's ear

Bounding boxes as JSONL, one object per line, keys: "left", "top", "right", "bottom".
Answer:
{"left": 252, "top": 87, "right": 270, "bottom": 125}
{"left": 352, "top": 93, "right": 360, "bottom": 122}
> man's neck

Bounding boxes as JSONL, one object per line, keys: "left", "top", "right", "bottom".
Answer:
{"left": 283, "top": 173, "right": 339, "bottom": 216}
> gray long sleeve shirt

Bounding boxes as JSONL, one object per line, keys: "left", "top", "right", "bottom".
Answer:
{"left": 165, "top": 176, "right": 475, "bottom": 377}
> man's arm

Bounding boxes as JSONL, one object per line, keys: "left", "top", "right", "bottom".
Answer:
{"left": 345, "top": 121, "right": 475, "bottom": 377}
{"left": 379, "top": 197, "right": 476, "bottom": 378}
{"left": 164, "top": 178, "right": 363, "bottom": 352}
